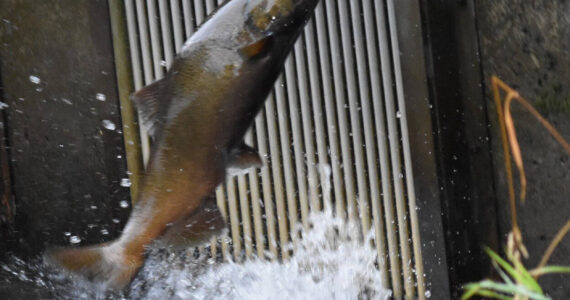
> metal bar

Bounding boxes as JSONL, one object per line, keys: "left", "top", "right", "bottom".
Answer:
{"left": 293, "top": 38, "right": 319, "bottom": 216}
{"left": 170, "top": 0, "right": 184, "bottom": 52}
{"left": 369, "top": 0, "right": 403, "bottom": 296}
{"left": 255, "top": 111, "right": 278, "bottom": 259}
{"left": 387, "top": 0, "right": 427, "bottom": 297}
{"left": 134, "top": 0, "right": 154, "bottom": 166}
{"left": 226, "top": 180, "right": 242, "bottom": 261}
{"left": 193, "top": 0, "right": 205, "bottom": 25}
{"left": 323, "top": 1, "right": 356, "bottom": 221}
{"left": 126, "top": 0, "right": 151, "bottom": 165}
{"left": 275, "top": 70, "right": 299, "bottom": 249}
{"left": 158, "top": 0, "right": 175, "bottom": 67}
{"left": 348, "top": 0, "right": 389, "bottom": 286}
{"left": 284, "top": 54, "right": 310, "bottom": 230}
{"left": 146, "top": 0, "right": 164, "bottom": 79}
{"left": 237, "top": 159, "right": 253, "bottom": 258}
{"left": 303, "top": 19, "right": 326, "bottom": 213}
{"left": 337, "top": 0, "right": 370, "bottom": 231}
{"left": 246, "top": 131, "right": 266, "bottom": 258}
{"left": 124, "top": 0, "right": 143, "bottom": 89}
{"left": 375, "top": 1, "right": 414, "bottom": 298}
{"left": 264, "top": 93, "right": 290, "bottom": 259}
{"left": 216, "top": 187, "right": 229, "bottom": 261}
{"left": 134, "top": 0, "right": 154, "bottom": 84}
{"left": 109, "top": 0, "right": 144, "bottom": 202}
{"left": 205, "top": 0, "right": 215, "bottom": 14}
{"left": 181, "top": 0, "right": 195, "bottom": 38}
{"left": 313, "top": 2, "right": 344, "bottom": 216}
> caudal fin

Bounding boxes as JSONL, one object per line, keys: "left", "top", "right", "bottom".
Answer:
{"left": 44, "top": 243, "right": 143, "bottom": 290}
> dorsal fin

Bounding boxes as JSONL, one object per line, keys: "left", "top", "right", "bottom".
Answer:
{"left": 227, "top": 142, "right": 263, "bottom": 176}
{"left": 131, "top": 78, "right": 166, "bottom": 139}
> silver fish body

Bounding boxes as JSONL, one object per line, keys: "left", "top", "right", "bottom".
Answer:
{"left": 46, "top": 0, "right": 320, "bottom": 289}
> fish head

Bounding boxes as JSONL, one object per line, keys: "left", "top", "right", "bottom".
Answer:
{"left": 168, "top": 0, "right": 320, "bottom": 148}
{"left": 183, "top": 0, "right": 319, "bottom": 62}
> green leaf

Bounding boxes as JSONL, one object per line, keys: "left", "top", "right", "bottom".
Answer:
{"left": 461, "top": 283, "right": 481, "bottom": 300}
{"left": 510, "top": 255, "right": 543, "bottom": 293}
{"left": 532, "top": 265, "right": 570, "bottom": 277}
{"left": 485, "top": 247, "right": 542, "bottom": 293}
{"left": 475, "top": 280, "right": 549, "bottom": 300}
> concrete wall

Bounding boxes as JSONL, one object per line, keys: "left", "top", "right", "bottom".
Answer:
{"left": 476, "top": 1, "right": 570, "bottom": 297}
{"left": 0, "top": 0, "right": 130, "bottom": 255}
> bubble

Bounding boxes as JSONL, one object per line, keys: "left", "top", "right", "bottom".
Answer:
{"left": 120, "top": 178, "right": 132, "bottom": 187}
{"left": 425, "top": 290, "right": 432, "bottom": 298}
{"left": 102, "top": 120, "right": 116, "bottom": 131}
{"left": 95, "top": 93, "right": 107, "bottom": 101}
{"left": 29, "top": 75, "right": 41, "bottom": 84}
{"left": 69, "top": 236, "right": 81, "bottom": 244}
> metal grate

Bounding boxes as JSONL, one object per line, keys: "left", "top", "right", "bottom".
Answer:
{"left": 120, "top": 0, "right": 427, "bottom": 298}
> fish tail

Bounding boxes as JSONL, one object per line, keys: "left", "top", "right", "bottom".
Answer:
{"left": 44, "top": 242, "right": 143, "bottom": 290}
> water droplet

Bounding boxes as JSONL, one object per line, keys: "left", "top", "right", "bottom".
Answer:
{"left": 95, "top": 93, "right": 106, "bottom": 101}
{"left": 69, "top": 236, "right": 81, "bottom": 244}
{"left": 160, "top": 60, "right": 167, "bottom": 67}
{"left": 0, "top": 102, "right": 9, "bottom": 109}
{"left": 100, "top": 229, "right": 109, "bottom": 235}
{"left": 29, "top": 75, "right": 40, "bottom": 84}
{"left": 396, "top": 111, "right": 402, "bottom": 118}
{"left": 425, "top": 290, "right": 431, "bottom": 298}
{"left": 120, "top": 178, "right": 132, "bottom": 187}
{"left": 102, "top": 120, "right": 116, "bottom": 131}
{"left": 64, "top": 232, "right": 71, "bottom": 236}
{"left": 119, "top": 200, "right": 129, "bottom": 208}
{"left": 112, "top": 218, "right": 120, "bottom": 224}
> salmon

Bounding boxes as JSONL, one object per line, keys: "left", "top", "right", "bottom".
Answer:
{"left": 45, "top": 0, "right": 320, "bottom": 289}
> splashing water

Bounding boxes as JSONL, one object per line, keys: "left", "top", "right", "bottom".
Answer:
{"left": 0, "top": 208, "right": 390, "bottom": 299}
{"left": 131, "top": 209, "right": 391, "bottom": 300}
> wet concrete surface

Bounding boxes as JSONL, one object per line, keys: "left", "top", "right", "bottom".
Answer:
{"left": 476, "top": 0, "right": 570, "bottom": 298}
{"left": 0, "top": 0, "right": 130, "bottom": 256}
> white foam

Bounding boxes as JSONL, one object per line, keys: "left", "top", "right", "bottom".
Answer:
{"left": 131, "top": 209, "right": 391, "bottom": 300}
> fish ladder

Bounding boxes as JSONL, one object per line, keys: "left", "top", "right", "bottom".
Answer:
{"left": 112, "top": 0, "right": 443, "bottom": 299}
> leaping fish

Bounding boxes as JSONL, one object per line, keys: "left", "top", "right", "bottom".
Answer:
{"left": 46, "top": 0, "right": 320, "bottom": 289}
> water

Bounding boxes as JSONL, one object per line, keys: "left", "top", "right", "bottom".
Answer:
{"left": 0, "top": 209, "right": 391, "bottom": 299}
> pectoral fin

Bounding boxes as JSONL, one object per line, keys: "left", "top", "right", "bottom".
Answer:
{"left": 227, "top": 143, "right": 263, "bottom": 176}
{"left": 131, "top": 78, "right": 165, "bottom": 139}
{"left": 239, "top": 35, "right": 274, "bottom": 59}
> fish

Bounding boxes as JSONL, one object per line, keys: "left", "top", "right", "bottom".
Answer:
{"left": 45, "top": 0, "right": 320, "bottom": 290}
